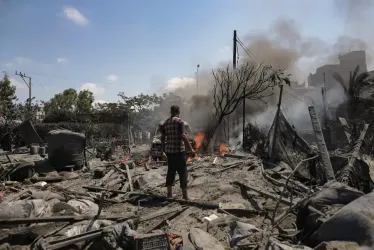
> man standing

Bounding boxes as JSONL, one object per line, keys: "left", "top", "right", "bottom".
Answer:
{"left": 161, "top": 105, "right": 195, "bottom": 200}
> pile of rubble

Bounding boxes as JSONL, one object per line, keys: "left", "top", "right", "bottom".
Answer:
{"left": 0, "top": 141, "right": 373, "bottom": 250}
{"left": 1, "top": 109, "right": 374, "bottom": 249}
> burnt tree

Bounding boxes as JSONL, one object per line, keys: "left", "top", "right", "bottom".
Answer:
{"left": 201, "top": 62, "right": 290, "bottom": 152}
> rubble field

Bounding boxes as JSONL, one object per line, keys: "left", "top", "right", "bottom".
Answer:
{"left": 1, "top": 129, "right": 374, "bottom": 249}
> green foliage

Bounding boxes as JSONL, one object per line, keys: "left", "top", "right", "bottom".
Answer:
{"left": 0, "top": 73, "right": 18, "bottom": 127}
{"left": 117, "top": 92, "right": 185, "bottom": 132}
{"left": 14, "top": 98, "right": 42, "bottom": 122}
{"left": 43, "top": 88, "right": 96, "bottom": 121}
{"left": 44, "top": 88, "right": 77, "bottom": 115}
{"left": 118, "top": 92, "right": 163, "bottom": 111}
{"left": 77, "top": 90, "right": 94, "bottom": 114}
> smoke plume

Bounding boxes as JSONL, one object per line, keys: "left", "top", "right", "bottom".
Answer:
{"left": 156, "top": 1, "right": 374, "bottom": 139}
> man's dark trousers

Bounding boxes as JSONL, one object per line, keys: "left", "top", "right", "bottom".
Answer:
{"left": 166, "top": 152, "right": 187, "bottom": 188}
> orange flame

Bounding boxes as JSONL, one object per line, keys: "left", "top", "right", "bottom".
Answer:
{"left": 186, "top": 153, "right": 198, "bottom": 163}
{"left": 121, "top": 156, "right": 130, "bottom": 162}
{"left": 194, "top": 132, "right": 204, "bottom": 149}
{"left": 219, "top": 144, "right": 230, "bottom": 153}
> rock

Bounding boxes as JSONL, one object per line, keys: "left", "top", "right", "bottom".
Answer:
{"left": 134, "top": 172, "right": 164, "bottom": 190}
{"left": 189, "top": 228, "right": 225, "bottom": 250}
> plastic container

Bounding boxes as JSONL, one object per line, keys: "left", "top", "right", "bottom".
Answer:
{"left": 30, "top": 146, "right": 39, "bottom": 155}
{"left": 38, "top": 147, "right": 46, "bottom": 156}
{"left": 47, "top": 130, "right": 86, "bottom": 170}
{"left": 133, "top": 232, "right": 171, "bottom": 250}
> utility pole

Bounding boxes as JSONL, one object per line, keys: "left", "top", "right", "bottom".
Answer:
{"left": 227, "top": 30, "right": 237, "bottom": 144}
{"left": 270, "top": 85, "right": 284, "bottom": 162}
{"left": 15, "top": 71, "right": 32, "bottom": 111}
{"left": 233, "top": 30, "right": 237, "bottom": 69}
{"left": 196, "top": 64, "right": 200, "bottom": 95}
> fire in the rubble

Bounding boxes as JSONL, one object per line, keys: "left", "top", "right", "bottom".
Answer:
{"left": 121, "top": 156, "right": 130, "bottom": 162}
{"left": 186, "top": 152, "right": 198, "bottom": 163}
{"left": 219, "top": 144, "right": 230, "bottom": 153}
{"left": 194, "top": 132, "right": 204, "bottom": 149}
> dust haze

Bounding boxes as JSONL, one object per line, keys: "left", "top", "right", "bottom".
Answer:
{"left": 155, "top": 0, "right": 374, "bottom": 139}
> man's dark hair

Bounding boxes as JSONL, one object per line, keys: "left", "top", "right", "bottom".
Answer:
{"left": 170, "top": 105, "right": 180, "bottom": 115}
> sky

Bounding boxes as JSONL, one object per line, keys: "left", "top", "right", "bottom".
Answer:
{"left": 0, "top": 0, "right": 348, "bottom": 104}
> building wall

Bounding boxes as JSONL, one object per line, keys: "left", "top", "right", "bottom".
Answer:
{"left": 308, "top": 50, "right": 368, "bottom": 90}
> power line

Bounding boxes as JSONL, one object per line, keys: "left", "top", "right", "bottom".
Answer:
{"left": 236, "top": 37, "right": 260, "bottom": 63}
{"left": 236, "top": 39, "right": 256, "bottom": 62}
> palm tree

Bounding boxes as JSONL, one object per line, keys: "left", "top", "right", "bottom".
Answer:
{"left": 333, "top": 65, "right": 373, "bottom": 119}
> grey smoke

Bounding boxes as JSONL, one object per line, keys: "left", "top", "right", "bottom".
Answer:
{"left": 155, "top": 5, "right": 374, "bottom": 137}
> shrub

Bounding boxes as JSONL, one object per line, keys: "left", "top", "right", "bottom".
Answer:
{"left": 0, "top": 122, "right": 125, "bottom": 147}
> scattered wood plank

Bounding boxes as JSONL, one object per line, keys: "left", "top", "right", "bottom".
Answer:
{"left": 268, "top": 170, "right": 311, "bottom": 193}
{"left": 143, "top": 207, "right": 189, "bottom": 233}
{"left": 31, "top": 176, "right": 63, "bottom": 183}
{"left": 112, "top": 164, "right": 127, "bottom": 176}
{"left": 213, "top": 162, "right": 243, "bottom": 174}
{"left": 222, "top": 160, "right": 245, "bottom": 167}
{"left": 338, "top": 117, "right": 351, "bottom": 143}
{"left": 5, "top": 154, "right": 12, "bottom": 163}
{"left": 348, "top": 123, "right": 369, "bottom": 166}
{"left": 0, "top": 215, "right": 135, "bottom": 225}
{"left": 99, "top": 169, "right": 115, "bottom": 186}
{"left": 82, "top": 186, "right": 129, "bottom": 195}
{"left": 42, "top": 207, "right": 182, "bottom": 250}
{"left": 339, "top": 123, "right": 369, "bottom": 183}
{"left": 137, "top": 206, "right": 186, "bottom": 223}
{"left": 124, "top": 163, "right": 133, "bottom": 192}
{"left": 223, "top": 154, "right": 246, "bottom": 159}
{"left": 42, "top": 229, "right": 103, "bottom": 250}
{"left": 233, "top": 181, "right": 294, "bottom": 206}
{"left": 308, "top": 106, "right": 335, "bottom": 181}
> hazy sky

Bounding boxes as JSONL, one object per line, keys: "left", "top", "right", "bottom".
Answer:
{"left": 0, "top": 0, "right": 349, "bottom": 103}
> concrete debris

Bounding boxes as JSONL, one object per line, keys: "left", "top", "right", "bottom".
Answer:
{"left": 1, "top": 119, "right": 374, "bottom": 250}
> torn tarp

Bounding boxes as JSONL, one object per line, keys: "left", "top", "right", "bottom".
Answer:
{"left": 266, "top": 110, "right": 316, "bottom": 180}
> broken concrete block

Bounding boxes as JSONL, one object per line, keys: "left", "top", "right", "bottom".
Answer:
{"left": 189, "top": 228, "right": 225, "bottom": 250}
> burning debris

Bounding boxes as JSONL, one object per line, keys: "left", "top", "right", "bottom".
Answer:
{"left": 0, "top": 97, "right": 373, "bottom": 250}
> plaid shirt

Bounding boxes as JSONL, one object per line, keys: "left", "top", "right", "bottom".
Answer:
{"left": 160, "top": 116, "right": 185, "bottom": 153}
